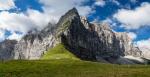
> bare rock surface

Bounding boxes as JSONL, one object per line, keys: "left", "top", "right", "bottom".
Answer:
{"left": 0, "top": 40, "right": 17, "bottom": 60}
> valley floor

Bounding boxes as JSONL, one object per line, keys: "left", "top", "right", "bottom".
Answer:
{"left": 0, "top": 59, "right": 150, "bottom": 77}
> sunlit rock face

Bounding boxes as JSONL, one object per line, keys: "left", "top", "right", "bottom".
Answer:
{"left": 13, "top": 23, "right": 58, "bottom": 60}
{"left": 0, "top": 8, "right": 146, "bottom": 64}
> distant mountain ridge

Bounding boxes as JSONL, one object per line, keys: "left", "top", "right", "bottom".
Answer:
{"left": 0, "top": 8, "right": 149, "bottom": 64}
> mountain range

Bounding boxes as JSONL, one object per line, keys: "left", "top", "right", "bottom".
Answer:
{"left": 0, "top": 8, "right": 149, "bottom": 64}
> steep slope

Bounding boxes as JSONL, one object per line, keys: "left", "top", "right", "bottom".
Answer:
{"left": 41, "top": 43, "right": 79, "bottom": 60}
{"left": 14, "top": 23, "right": 58, "bottom": 60}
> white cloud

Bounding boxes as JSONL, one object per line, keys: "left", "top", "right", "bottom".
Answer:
{"left": 39, "top": 0, "right": 93, "bottom": 22}
{"left": 76, "top": 6, "right": 93, "bottom": 17}
{"left": 111, "top": 0, "right": 120, "bottom": 6}
{"left": 0, "top": 29, "right": 5, "bottom": 41}
{"left": 7, "top": 32, "right": 23, "bottom": 41}
{"left": 114, "top": 2, "right": 150, "bottom": 29}
{"left": 0, "top": 11, "right": 36, "bottom": 34}
{"left": 94, "top": 0, "right": 106, "bottom": 7}
{"left": 0, "top": 0, "right": 16, "bottom": 10}
{"left": 26, "top": 9, "right": 53, "bottom": 30}
{"left": 127, "top": 32, "right": 137, "bottom": 40}
{"left": 0, "top": 9, "right": 51, "bottom": 40}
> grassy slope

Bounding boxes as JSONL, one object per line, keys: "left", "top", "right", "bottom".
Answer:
{"left": 41, "top": 44, "right": 79, "bottom": 60}
{"left": 0, "top": 60, "right": 150, "bottom": 77}
{"left": 0, "top": 44, "right": 150, "bottom": 77}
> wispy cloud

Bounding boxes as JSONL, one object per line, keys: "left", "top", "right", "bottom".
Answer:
{"left": 94, "top": 0, "right": 106, "bottom": 7}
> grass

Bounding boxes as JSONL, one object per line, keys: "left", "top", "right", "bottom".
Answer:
{"left": 41, "top": 44, "right": 79, "bottom": 60}
{"left": 0, "top": 60, "right": 150, "bottom": 77}
{"left": 0, "top": 43, "right": 150, "bottom": 77}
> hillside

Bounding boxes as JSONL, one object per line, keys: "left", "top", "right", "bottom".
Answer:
{"left": 0, "top": 39, "right": 150, "bottom": 77}
{"left": 0, "top": 0, "right": 150, "bottom": 77}
{"left": 0, "top": 60, "right": 150, "bottom": 77}
{"left": 41, "top": 43, "right": 79, "bottom": 60}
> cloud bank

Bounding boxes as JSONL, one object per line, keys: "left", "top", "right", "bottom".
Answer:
{"left": 114, "top": 2, "right": 150, "bottom": 29}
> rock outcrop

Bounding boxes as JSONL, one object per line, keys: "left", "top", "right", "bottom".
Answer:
{"left": 14, "top": 23, "right": 58, "bottom": 59}
{"left": 0, "top": 40, "right": 17, "bottom": 60}
{"left": 0, "top": 8, "right": 146, "bottom": 64}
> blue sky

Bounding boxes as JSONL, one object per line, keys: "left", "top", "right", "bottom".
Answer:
{"left": 0, "top": 0, "right": 150, "bottom": 51}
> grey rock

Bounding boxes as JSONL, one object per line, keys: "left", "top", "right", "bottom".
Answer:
{"left": 14, "top": 23, "right": 58, "bottom": 60}
{"left": 0, "top": 40, "right": 17, "bottom": 61}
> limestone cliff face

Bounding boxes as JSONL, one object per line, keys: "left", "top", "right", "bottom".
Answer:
{"left": 0, "top": 40, "right": 17, "bottom": 60}
{"left": 0, "top": 8, "right": 144, "bottom": 63}
{"left": 14, "top": 23, "right": 58, "bottom": 60}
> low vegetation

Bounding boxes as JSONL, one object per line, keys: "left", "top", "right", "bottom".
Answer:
{"left": 0, "top": 60, "right": 150, "bottom": 77}
{"left": 41, "top": 44, "right": 79, "bottom": 60}
{"left": 0, "top": 44, "right": 150, "bottom": 77}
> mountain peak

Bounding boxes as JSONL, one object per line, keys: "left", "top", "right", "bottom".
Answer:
{"left": 66, "top": 7, "right": 78, "bottom": 15}
{"left": 58, "top": 7, "right": 79, "bottom": 22}
{"left": 69, "top": 7, "right": 78, "bottom": 13}
{"left": 56, "top": 7, "right": 82, "bottom": 37}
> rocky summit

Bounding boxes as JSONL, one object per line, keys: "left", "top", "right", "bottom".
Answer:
{"left": 0, "top": 8, "right": 149, "bottom": 64}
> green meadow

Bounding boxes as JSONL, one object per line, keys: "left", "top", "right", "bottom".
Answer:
{"left": 0, "top": 44, "right": 150, "bottom": 77}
